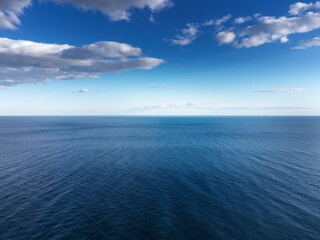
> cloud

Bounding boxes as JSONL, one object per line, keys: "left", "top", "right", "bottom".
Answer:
{"left": 77, "top": 88, "right": 90, "bottom": 93}
{"left": 255, "top": 88, "right": 304, "bottom": 93}
{"left": 234, "top": 16, "right": 252, "bottom": 24}
{"left": 209, "top": 106, "right": 313, "bottom": 111}
{"left": 216, "top": 1, "right": 320, "bottom": 48}
{"left": 0, "top": 0, "right": 31, "bottom": 29}
{"left": 137, "top": 103, "right": 181, "bottom": 111}
{"left": 0, "top": 37, "right": 164, "bottom": 87}
{"left": 293, "top": 36, "right": 320, "bottom": 49}
{"left": 216, "top": 31, "right": 236, "bottom": 44}
{"left": 168, "top": 23, "right": 199, "bottom": 46}
{"left": 289, "top": 1, "right": 320, "bottom": 15}
{"left": 132, "top": 102, "right": 202, "bottom": 111}
{"left": 0, "top": 0, "right": 172, "bottom": 29}
{"left": 203, "top": 14, "right": 232, "bottom": 26}
{"left": 47, "top": 0, "right": 173, "bottom": 21}
{"left": 130, "top": 103, "right": 313, "bottom": 113}
{"left": 186, "top": 102, "right": 200, "bottom": 107}
{"left": 61, "top": 41, "right": 142, "bottom": 59}
{"left": 150, "top": 14, "right": 156, "bottom": 22}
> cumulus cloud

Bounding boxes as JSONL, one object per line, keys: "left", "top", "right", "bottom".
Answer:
{"left": 0, "top": 37, "right": 164, "bottom": 87}
{"left": 47, "top": 0, "right": 173, "bottom": 21}
{"left": 293, "top": 36, "right": 320, "bottom": 49}
{"left": 216, "top": 1, "right": 320, "bottom": 48}
{"left": 168, "top": 23, "right": 199, "bottom": 46}
{"left": 61, "top": 41, "right": 142, "bottom": 59}
{"left": 255, "top": 88, "right": 304, "bottom": 93}
{"left": 0, "top": 0, "right": 31, "bottom": 29}
{"left": 0, "top": 0, "right": 172, "bottom": 29}
{"left": 289, "top": 1, "right": 320, "bottom": 15}
{"left": 216, "top": 31, "right": 236, "bottom": 44}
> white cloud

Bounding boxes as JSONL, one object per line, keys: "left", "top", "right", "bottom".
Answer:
{"left": 61, "top": 41, "right": 143, "bottom": 59}
{"left": 215, "top": 14, "right": 232, "bottom": 26}
{"left": 186, "top": 102, "right": 200, "bottom": 107}
{"left": 168, "top": 23, "right": 199, "bottom": 46}
{"left": 0, "top": 37, "right": 164, "bottom": 87}
{"left": 77, "top": 88, "right": 90, "bottom": 93}
{"left": 48, "top": 0, "right": 173, "bottom": 21}
{"left": 203, "top": 14, "right": 232, "bottom": 26}
{"left": 293, "top": 36, "right": 320, "bottom": 49}
{"left": 132, "top": 102, "right": 202, "bottom": 111}
{"left": 255, "top": 88, "right": 304, "bottom": 93}
{"left": 216, "top": 31, "right": 236, "bottom": 44}
{"left": 280, "top": 36, "right": 289, "bottom": 43}
{"left": 216, "top": 1, "right": 320, "bottom": 48}
{"left": 203, "top": 20, "right": 214, "bottom": 26}
{"left": 0, "top": 0, "right": 31, "bottom": 29}
{"left": 138, "top": 103, "right": 180, "bottom": 110}
{"left": 0, "top": 0, "right": 172, "bottom": 29}
{"left": 234, "top": 16, "right": 252, "bottom": 24}
{"left": 289, "top": 1, "right": 320, "bottom": 15}
{"left": 150, "top": 14, "right": 156, "bottom": 22}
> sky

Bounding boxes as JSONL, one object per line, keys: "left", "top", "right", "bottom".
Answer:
{"left": 0, "top": 0, "right": 320, "bottom": 115}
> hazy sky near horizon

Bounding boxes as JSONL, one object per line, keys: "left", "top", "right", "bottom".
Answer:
{"left": 0, "top": 0, "right": 320, "bottom": 115}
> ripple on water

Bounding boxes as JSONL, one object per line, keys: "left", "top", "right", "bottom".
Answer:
{"left": 0, "top": 117, "right": 319, "bottom": 240}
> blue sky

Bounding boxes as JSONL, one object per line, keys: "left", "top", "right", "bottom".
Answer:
{"left": 0, "top": 0, "right": 320, "bottom": 115}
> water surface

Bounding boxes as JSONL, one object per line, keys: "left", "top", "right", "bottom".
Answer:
{"left": 0, "top": 117, "right": 319, "bottom": 239}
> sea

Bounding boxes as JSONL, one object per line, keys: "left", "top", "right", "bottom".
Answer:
{"left": 0, "top": 116, "right": 319, "bottom": 240}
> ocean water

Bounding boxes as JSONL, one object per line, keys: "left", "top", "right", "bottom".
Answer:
{"left": 0, "top": 117, "right": 319, "bottom": 240}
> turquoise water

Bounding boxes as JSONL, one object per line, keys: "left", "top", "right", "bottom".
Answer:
{"left": 0, "top": 117, "right": 319, "bottom": 239}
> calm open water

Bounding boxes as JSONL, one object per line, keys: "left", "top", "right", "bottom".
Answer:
{"left": 0, "top": 117, "right": 319, "bottom": 240}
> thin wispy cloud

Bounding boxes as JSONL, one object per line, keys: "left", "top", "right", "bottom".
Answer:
{"left": 135, "top": 103, "right": 181, "bottom": 111}
{"left": 186, "top": 102, "right": 201, "bottom": 107}
{"left": 255, "top": 88, "right": 305, "bottom": 93}
{"left": 203, "top": 14, "right": 232, "bottom": 26}
{"left": 0, "top": 0, "right": 31, "bottom": 30}
{"left": 150, "top": 14, "right": 156, "bottom": 23}
{"left": 293, "top": 36, "right": 320, "bottom": 49}
{"left": 0, "top": 38, "right": 164, "bottom": 87}
{"left": 210, "top": 106, "right": 313, "bottom": 111}
{"left": 131, "top": 102, "right": 202, "bottom": 111}
{"left": 130, "top": 103, "right": 312, "bottom": 112}
{"left": 234, "top": 16, "right": 252, "bottom": 24}
{"left": 76, "top": 89, "right": 90, "bottom": 93}
{"left": 167, "top": 23, "right": 200, "bottom": 46}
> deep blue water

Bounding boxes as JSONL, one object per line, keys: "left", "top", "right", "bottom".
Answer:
{"left": 0, "top": 117, "right": 320, "bottom": 240}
